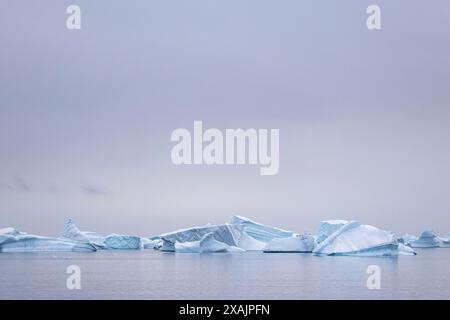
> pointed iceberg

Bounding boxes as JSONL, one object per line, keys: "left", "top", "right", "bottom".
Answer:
{"left": 264, "top": 233, "right": 315, "bottom": 253}
{"left": 408, "top": 230, "right": 440, "bottom": 248}
{"left": 175, "top": 232, "right": 244, "bottom": 253}
{"left": 63, "top": 219, "right": 106, "bottom": 249}
{"left": 313, "top": 221, "right": 401, "bottom": 257}
{"left": 0, "top": 227, "right": 97, "bottom": 252}
{"left": 231, "top": 215, "right": 294, "bottom": 243}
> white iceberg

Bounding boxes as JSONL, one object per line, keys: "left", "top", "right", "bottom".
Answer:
{"left": 231, "top": 215, "right": 294, "bottom": 243}
{"left": 63, "top": 219, "right": 106, "bottom": 249}
{"left": 159, "top": 223, "right": 242, "bottom": 252}
{"left": 0, "top": 227, "right": 97, "bottom": 252}
{"left": 408, "top": 230, "right": 441, "bottom": 248}
{"left": 313, "top": 221, "right": 400, "bottom": 256}
{"left": 104, "top": 234, "right": 142, "bottom": 249}
{"left": 264, "top": 233, "right": 315, "bottom": 253}
{"left": 175, "top": 232, "right": 244, "bottom": 253}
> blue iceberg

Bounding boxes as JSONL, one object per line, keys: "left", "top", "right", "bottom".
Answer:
{"left": 408, "top": 230, "right": 440, "bottom": 248}
{"left": 175, "top": 232, "right": 245, "bottom": 253}
{"left": 104, "top": 234, "right": 142, "bottom": 249}
{"left": 313, "top": 220, "right": 403, "bottom": 257}
{"left": 0, "top": 227, "right": 96, "bottom": 252}
{"left": 264, "top": 233, "right": 315, "bottom": 253}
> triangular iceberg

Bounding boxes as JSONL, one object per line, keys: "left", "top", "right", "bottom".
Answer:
{"left": 313, "top": 220, "right": 404, "bottom": 257}
{"left": 231, "top": 215, "right": 294, "bottom": 243}
{"left": 63, "top": 219, "right": 106, "bottom": 249}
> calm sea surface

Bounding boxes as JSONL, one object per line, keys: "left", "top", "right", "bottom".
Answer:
{"left": 0, "top": 249, "right": 449, "bottom": 299}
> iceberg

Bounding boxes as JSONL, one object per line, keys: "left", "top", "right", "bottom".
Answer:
{"left": 231, "top": 215, "right": 294, "bottom": 243}
{"left": 408, "top": 230, "right": 440, "bottom": 248}
{"left": 313, "top": 221, "right": 401, "bottom": 257}
{"left": 264, "top": 233, "right": 315, "bottom": 253}
{"left": 0, "top": 227, "right": 96, "bottom": 252}
{"left": 104, "top": 234, "right": 142, "bottom": 249}
{"left": 159, "top": 223, "right": 242, "bottom": 252}
{"left": 63, "top": 219, "right": 106, "bottom": 249}
{"left": 175, "top": 232, "right": 244, "bottom": 253}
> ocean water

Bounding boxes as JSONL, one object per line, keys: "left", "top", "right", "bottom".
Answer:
{"left": 0, "top": 249, "right": 449, "bottom": 299}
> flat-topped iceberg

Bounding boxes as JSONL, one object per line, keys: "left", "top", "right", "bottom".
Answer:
{"left": 408, "top": 230, "right": 440, "bottom": 248}
{"left": 231, "top": 215, "right": 294, "bottom": 243}
{"left": 159, "top": 223, "right": 242, "bottom": 252}
{"left": 104, "top": 234, "right": 142, "bottom": 249}
{"left": 264, "top": 233, "right": 315, "bottom": 253}
{"left": 0, "top": 227, "right": 96, "bottom": 252}
{"left": 313, "top": 220, "right": 402, "bottom": 257}
{"left": 175, "top": 232, "right": 244, "bottom": 253}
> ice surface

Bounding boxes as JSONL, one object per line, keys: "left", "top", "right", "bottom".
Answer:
{"left": 159, "top": 223, "right": 242, "bottom": 252}
{"left": 231, "top": 215, "right": 293, "bottom": 243}
{"left": 104, "top": 234, "right": 142, "bottom": 249}
{"left": 408, "top": 230, "right": 440, "bottom": 248}
{"left": 175, "top": 232, "right": 244, "bottom": 253}
{"left": 63, "top": 219, "right": 106, "bottom": 249}
{"left": 313, "top": 221, "right": 400, "bottom": 256}
{"left": 264, "top": 233, "right": 315, "bottom": 253}
{"left": 0, "top": 227, "right": 97, "bottom": 252}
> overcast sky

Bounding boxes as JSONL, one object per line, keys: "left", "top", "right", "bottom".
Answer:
{"left": 1, "top": 0, "right": 450, "bottom": 237}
